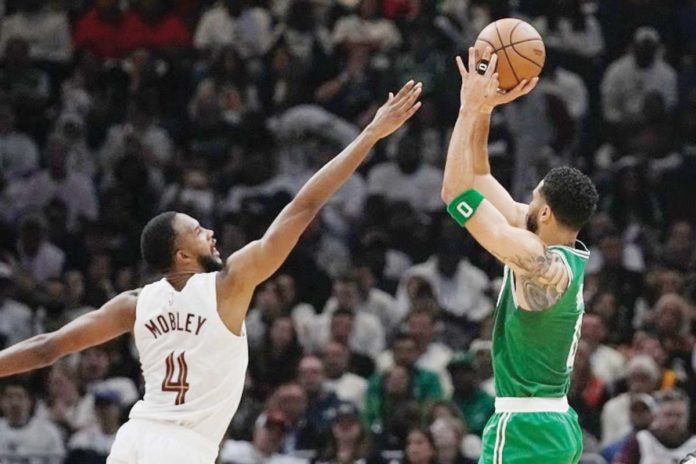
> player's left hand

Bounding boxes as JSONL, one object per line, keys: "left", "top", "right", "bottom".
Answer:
{"left": 456, "top": 46, "right": 499, "bottom": 113}
{"left": 366, "top": 80, "right": 423, "bottom": 140}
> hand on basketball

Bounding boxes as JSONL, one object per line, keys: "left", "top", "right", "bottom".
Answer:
{"left": 367, "top": 80, "right": 423, "bottom": 140}
{"left": 456, "top": 47, "right": 538, "bottom": 114}
{"left": 456, "top": 47, "right": 499, "bottom": 113}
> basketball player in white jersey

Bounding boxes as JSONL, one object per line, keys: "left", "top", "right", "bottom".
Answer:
{"left": 0, "top": 81, "right": 423, "bottom": 463}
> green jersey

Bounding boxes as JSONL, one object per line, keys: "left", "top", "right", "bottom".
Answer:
{"left": 491, "top": 243, "right": 589, "bottom": 398}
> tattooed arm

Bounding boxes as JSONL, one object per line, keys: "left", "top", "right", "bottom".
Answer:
{"left": 462, "top": 200, "right": 570, "bottom": 312}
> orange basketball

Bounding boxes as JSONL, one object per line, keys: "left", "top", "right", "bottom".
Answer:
{"left": 475, "top": 18, "right": 545, "bottom": 91}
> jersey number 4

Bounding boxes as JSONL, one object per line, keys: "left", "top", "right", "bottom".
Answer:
{"left": 162, "top": 352, "right": 189, "bottom": 405}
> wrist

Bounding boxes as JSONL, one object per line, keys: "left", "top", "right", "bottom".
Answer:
{"left": 362, "top": 125, "right": 382, "bottom": 143}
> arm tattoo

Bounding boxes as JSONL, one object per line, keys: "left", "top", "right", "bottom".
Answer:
{"left": 504, "top": 251, "right": 569, "bottom": 311}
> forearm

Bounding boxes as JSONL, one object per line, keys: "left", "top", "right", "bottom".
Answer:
{"left": 441, "top": 110, "right": 478, "bottom": 203}
{"left": 0, "top": 333, "right": 55, "bottom": 378}
{"left": 472, "top": 113, "right": 491, "bottom": 175}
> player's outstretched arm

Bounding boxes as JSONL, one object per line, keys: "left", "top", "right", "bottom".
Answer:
{"left": 217, "top": 81, "right": 422, "bottom": 330}
{"left": 0, "top": 291, "right": 137, "bottom": 378}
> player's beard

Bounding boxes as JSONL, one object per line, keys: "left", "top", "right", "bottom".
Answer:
{"left": 526, "top": 212, "right": 539, "bottom": 234}
{"left": 198, "top": 254, "right": 224, "bottom": 272}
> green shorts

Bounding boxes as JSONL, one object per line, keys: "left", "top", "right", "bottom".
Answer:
{"left": 479, "top": 408, "right": 583, "bottom": 464}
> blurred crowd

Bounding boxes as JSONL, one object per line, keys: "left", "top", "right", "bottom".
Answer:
{"left": 0, "top": 0, "right": 695, "bottom": 463}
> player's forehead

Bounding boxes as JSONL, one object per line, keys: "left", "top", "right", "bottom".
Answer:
{"left": 173, "top": 214, "right": 200, "bottom": 234}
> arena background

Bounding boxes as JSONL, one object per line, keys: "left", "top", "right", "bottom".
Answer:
{"left": 0, "top": 0, "right": 695, "bottom": 463}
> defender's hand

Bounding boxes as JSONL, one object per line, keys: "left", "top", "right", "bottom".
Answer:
{"left": 366, "top": 80, "right": 423, "bottom": 140}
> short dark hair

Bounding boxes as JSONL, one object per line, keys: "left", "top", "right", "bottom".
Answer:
{"left": 541, "top": 167, "right": 598, "bottom": 231}
{"left": 141, "top": 212, "right": 178, "bottom": 272}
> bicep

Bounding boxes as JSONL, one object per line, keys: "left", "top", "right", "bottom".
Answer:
{"left": 49, "top": 293, "right": 136, "bottom": 356}
{"left": 464, "top": 201, "right": 570, "bottom": 311}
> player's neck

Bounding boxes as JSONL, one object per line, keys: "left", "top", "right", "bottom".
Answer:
{"left": 537, "top": 226, "right": 577, "bottom": 248}
{"left": 164, "top": 266, "right": 202, "bottom": 291}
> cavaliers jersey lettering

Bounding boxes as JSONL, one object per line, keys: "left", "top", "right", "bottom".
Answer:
{"left": 144, "top": 312, "right": 207, "bottom": 338}
{"left": 128, "top": 272, "right": 248, "bottom": 447}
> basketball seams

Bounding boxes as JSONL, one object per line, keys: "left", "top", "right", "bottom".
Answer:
{"left": 509, "top": 42, "right": 544, "bottom": 69}
{"left": 475, "top": 37, "right": 544, "bottom": 53}
{"left": 494, "top": 21, "right": 520, "bottom": 85}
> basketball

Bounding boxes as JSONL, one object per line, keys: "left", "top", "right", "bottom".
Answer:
{"left": 475, "top": 18, "right": 546, "bottom": 91}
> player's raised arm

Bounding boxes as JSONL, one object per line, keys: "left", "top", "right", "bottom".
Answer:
{"left": 0, "top": 291, "right": 137, "bottom": 378}
{"left": 441, "top": 48, "right": 569, "bottom": 312}
{"left": 219, "top": 82, "right": 422, "bottom": 296}
{"left": 452, "top": 47, "right": 537, "bottom": 228}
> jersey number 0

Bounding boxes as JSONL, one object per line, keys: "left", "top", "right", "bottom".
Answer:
{"left": 162, "top": 351, "right": 190, "bottom": 405}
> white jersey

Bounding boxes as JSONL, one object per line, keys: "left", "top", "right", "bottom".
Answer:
{"left": 128, "top": 272, "right": 248, "bottom": 447}
{"left": 636, "top": 430, "right": 696, "bottom": 464}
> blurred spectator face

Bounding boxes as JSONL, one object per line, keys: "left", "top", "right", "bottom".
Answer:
{"left": 253, "top": 411, "right": 288, "bottom": 455}
{"left": 323, "top": 341, "right": 350, "bottom": 379}
{"left": 94, "top": 392, "right": 121, "bottom": 431}
{"left": 431, "top": 419, "right": 463, "bottom": 464}
{"left": 298, "top": 356, "right": 325, "bottom": 396}
{"left": 626, "top": 355, "right": 659, "bottom": 394}
{"left": 276, "top": 274, "right": 298, "bottom": 307}
{"left": 651, "top": 397, "right": 689, "bottom": 444}
{"left": 633, "top": 333, "right": 668, "bottom": 367}
{"left": 274, "top": 384, "right": 307, "bottom": 424}
{"left": 629, "top": 395, "right": 655, "bottom": 431}
{"left": 406, "top": 276, "right": 434, "bottom": 301}
{"left": 667, "top": 222, "right": 693, "bottom": 250}
{"left": 656, "top": 293, "right": 688, "bottom": 337}
{"left": 334, "top": 280, "right": 361, "bottom": 311}
{"left": 332, "top": 409, "right": 361, "bottom": 443}
{"left": 580, "top": 314, "right": 606, "bottom": 348}
{"left": 393, "top": 336, "right": 419, "bottom": 368}
{"left": 47, "top": 364, "right": 79, "bottom": 402}
{"left": 256, "top": 282, "right": 283, "bottom": 319}
{"left": 80, "top": 347, "right": 111, "bottom": 382}
{"left": 405, "top": 429, "right": 435, "bottom": 464}
{"left": 65, "top": 270, "right": 86, "bottom": 306}
{"left": 330, "top": 312, "right": 354, "bottom": 345}
{"left": 588, "top": 213, "right": 616, "bottom": 243}
{"left": 88, "top": 253, "right": 112, "bottom": 282}
{"left": 269, "top": 316, "right": 295, "bottom": 349}
{"left": 385, "top": 365, "right": 411, "bottom": 396}
{"left": 43, "top": 279, "right": 67, "bottom": 315}
{"left": 633, "top": 38, "right": 658, "bottom": 69}
{"left": 590, "top": 292, "right": 619, "bottom": 325}
{"left": 1, "top": 384, "right": 33, "bottom": 427}
{"left": 408, "top": 311, "right": 434, "bottom": 346}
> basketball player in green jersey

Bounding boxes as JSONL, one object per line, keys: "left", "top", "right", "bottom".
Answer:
{"left": 440, "top": 47, "right": 599, "bottom": 463}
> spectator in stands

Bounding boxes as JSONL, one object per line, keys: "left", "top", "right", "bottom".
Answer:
{"left": 268, "top": 383, "right": 322, "bottom": 455}
{"left": 0, "top": 263, "right": 34, "bottom": 349}
{"left": 16, "top": 214, "right": 65, "bottom": 284}
{"left": 322, "top": 341, "right": 368, "bottom": 409}
{"left": 121, "top": 0, "right": 192, "bottom": 53}
{"left": 65, "top": 389, "right": 122, "bottom": 464}
{"left": 378, "top": 308, "right": 452, "bottom": 392}
{"left": 430, "top": 416, "right": 476, "bottom": 464}
{"left": 73, "top": 0, "right": 128, "bottom": 59}
{"left": 367, "top": 132, "right": 443, "bottom": 214}
{"left": 446, "top": 352, "right": 494, "bottom": 437}
{"left": 297, "top": 355, "right": 341, "bottom": 437}
{"left": 313, "top": 274, "right": 385, "bottom": 359}
{"left": 600, "top": 393, "right": 655, "bottom": 463}
{"left": 601, "top": 27, "right": 677, "bottom": 139}
{"left": 249, "top": 316, "right": 304, "bottom": 399}
{"left": 220, "top": 409, "right": 308, "bottom": 464}
{"left": 0, "top": 0, "right": 72, "bottom": 63}
{"left": 0, "top": 379, "right": 65, "bottom": 463}
{"left": 332, "top": 0, "right": 402, "bottom": 53}
{"left": 661, "top": 221, "right": 695, "bottom": 272}
{"left": 316, "top": 401, "right": 373, "bottom": 464}
{"left": 327, "top": 309, "right": 376, "bottom": 378}
{"left": 568, "top": 340, "right": 607, "bottom": 440}
{"left": 614, "top": 389, "right": 696, "bottom": 464}
{"left": 0, "top": 101, "right": 39, "bottom": 184}
{"left": 581, "top": 314, "right": 626, "bottom": 385}
{"left": 16, "top": 134, "right": 99, "bottom": 230}
{"left": 403, "top": 428, "right": 436, "bottom": 464}
{"left": 653, "top": 293, "right": 694, "bottom": 367}
{"left": 246, "top": 280, "right": 287, "bottom": 350}
{"left": 601, "top": 355, "right": 660, "bottom": 447}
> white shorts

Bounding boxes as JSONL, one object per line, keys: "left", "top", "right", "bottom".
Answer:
{"left": 107, "top": 418, "right": 219, "bottom": 464}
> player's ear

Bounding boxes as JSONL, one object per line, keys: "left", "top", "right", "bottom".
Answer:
{"left": 540, "top": 205, "right": 553, "bottom": 223}
{"left": 175, "top": 248, "right": 192, "bottom": 264}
